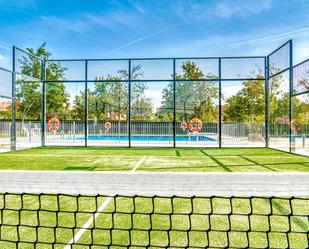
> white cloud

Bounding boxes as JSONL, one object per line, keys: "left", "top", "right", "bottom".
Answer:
{"left": 129, "top": 1, "right": 145, "bottom": 14}
{"left": 40, "top": 16, "right": 87, "bottom": 33}
{"left": 156, "top": 24, "right": 309, "bottom": 59}
{"left": 0, "top": 0, "right": 37, "bottom": 10}
{"left": 102, "top": 30, "right": 168, "bottom": 55}
{"left": 0, "top": 44, "right": 10, "bottom": 50}
{"left": 229, "top": 27, "right": 309, "bottom": 47}
{"left": 38, "top": 11, "right": 140, "bottom": 35}
{"left": 213, "top": 0, "right": 272, "bottom": 18}
{"left": 0, "top": 54, "right": 3, "bottom": 60}
{"left": 173, "top": 0, "right": 272, "bottom": 21}
{"left": 86, "top": 12, "right": 138, "bottom": 30}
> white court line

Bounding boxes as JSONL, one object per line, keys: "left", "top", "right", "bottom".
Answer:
{"left": 64, "top": 197, "right": 112, "bottom": 249}
{"left": 132, "top": 156, "right": 147, "bottom": 172}
{"left": 64, "top": 156, "right": 146, "bottom": 249}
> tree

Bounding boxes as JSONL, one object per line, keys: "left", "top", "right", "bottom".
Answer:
{"left": 159, "top": 60, "right": 218, "bottom": 122}
{"left": 119, "top": 64, "right": 153, "bottom": 120}
{"left": 15, "top": 80, "right": 42, "bottom": 121}
{"left": 93, "top": 76, "right": 128, "bottom": 120}
{"left": 46, "top": 83, "right": 69, "bottom": 120}
{"left": 73, "top": 64, "right": 153, "bottom": 121}
{"left": 272, "top": 92, "right": 303, "bottom": 122}
{"left": 224, "top": 77, "right": 265, "bottom": 122}
{"left": 296, "top": 77, "right": 309, "bottom": 93}
{"left": 222, "top": 71, "right": 306, "bottom": 137}
{"left": 268, "top": 74, "right": 304, "bottom": 125}
{"left": 16, "top": 43, "right": 68, "bottom": 120}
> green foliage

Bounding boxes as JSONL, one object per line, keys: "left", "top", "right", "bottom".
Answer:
{"left": 131, "top": 97, "right": 154, "bottom": 120}
{"left": 12, "top": 46, "right": 307, "bottom": 126}
{"left": 296, "top": 100, "right": 309, "bottom": 125}
{"left": 224, "top": 78, "right": 265, "bottom": 122}
{"left": 0, "top": 109, "right": 12, "bottom": 119}
{"left": 16, "top": 80, "right": 42, "bottom": 120}
{"left": 15, "top": 43, "right": 68, "bottom": 120}
{"left": 159, "top": 61, "right": 218, "bottom": 122}
{"left": 269, "top": 75, "right": 303, "bottom": 125}
{"left": 177, "top": 61, "right": 204, "bottom": 80}
{"left": 91, "top": 76, "right": 127, "bottom": 120}
{"left": 73, "top": 65, "right": 153, "bottom": 121}
{"left": 119, "top": 65, "right": 153, "bottom": 120}
{"left": 46, "top": 83, "right": 69, "bottom": 119}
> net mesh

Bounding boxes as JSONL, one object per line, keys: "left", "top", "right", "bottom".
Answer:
{"left": 293, "top": 60, "right": 309, "bottom": 95}
{"left": 268, "top": 42, "right": 291, "bottom": 77}
{"left": 0, "top": 193, "right": 308, "bottom": 249}
{"left": 0, "top": 68, "right": 12, "bottom": 98}
{"left": 14, "top": 48, "right": 42, "bottom": 80}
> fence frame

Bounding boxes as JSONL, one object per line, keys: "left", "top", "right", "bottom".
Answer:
{"left": 4, "top": 40, "right": 307, "bottom": 155}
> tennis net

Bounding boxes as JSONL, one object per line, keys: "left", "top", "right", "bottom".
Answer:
{"left": 0, "top": 172, "right": 308, "bottom": 249}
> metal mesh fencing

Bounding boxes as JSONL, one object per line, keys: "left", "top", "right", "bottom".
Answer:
{"left": 14, "top": 47, "right": 42, "bottom": 80}
{"left": 291, "top": 59, "right": 309, "bottom": 156}
{"left": 268, "top": 41, "right": 291, "bottom": 77}
{"left": 0, "top": 68, "right": 13, "bottom": 152}
{"left": 0, "top": 67, "right": 12, "bottom": 98}
{"left": 293, "top": 60, "right": 309, "bottom": 95}
{"left": 7, "top": 41, "right": 308, "bottom": 154}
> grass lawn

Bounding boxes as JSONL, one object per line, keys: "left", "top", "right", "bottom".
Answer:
{"left": 0, "top": 194, "right": 308, "bottom": 249}
{"left": 0, "top": 147, "right": 308, "bottom": 248}
{"left": 0, "top": 147, "right": 307, "bottom": 172}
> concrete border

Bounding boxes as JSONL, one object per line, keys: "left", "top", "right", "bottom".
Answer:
{"left": 0, "top": 171, "right": 308, "bottom": 196}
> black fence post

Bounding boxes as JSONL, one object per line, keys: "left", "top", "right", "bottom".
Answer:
{"left": 289, "top": 40, "right": 294, "bottom": 153}
{"left": 218, "top": 58, "right": 222, "bottom": 148}
{"left": 265, "top": 56, "right": 269, "bottom": 148}
{"left": 41, "top": 60, "right": 46, "bottom": 147}
{"left": 11, "top": 46, "right": 16, "bottom": 151}
{"left": 85, "top": 60, "right": 88, "bottom": 147}
{"left": 173, "top": 59, "right": 176, "bottom": 148}
{"left": 128, "top": 59, "right": 131, "bottom": 148}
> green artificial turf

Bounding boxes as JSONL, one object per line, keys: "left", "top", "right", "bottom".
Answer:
{"left": 0, "top": 147, "right": 308, "bottom": 248}
{"left": 0, "top": 147, "right": 307, "bottom": 172}
{"left": 0, "top": 194, "right": 308, "bottom": 249}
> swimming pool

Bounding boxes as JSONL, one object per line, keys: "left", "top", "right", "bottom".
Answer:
{"left": 71, "top": 135, "right": 216, "bottom": 141}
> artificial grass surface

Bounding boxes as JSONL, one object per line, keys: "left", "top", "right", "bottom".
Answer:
{"left": 0, "top": 147, "right": 308, "bottom": 248}
{"left": 0, "top": 147, "right": 308, "bottom": 172}
{"left": 0, "top": 194, "right": 308, "bottom": 249}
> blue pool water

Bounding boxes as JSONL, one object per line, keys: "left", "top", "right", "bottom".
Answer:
{"left": 72, "top": 135, "right": 216, "bottom": 141}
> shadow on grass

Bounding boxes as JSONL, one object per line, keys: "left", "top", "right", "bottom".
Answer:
{"left": 200, "top": 150, "right": 232, "bottom": 172}
{"left": 300, "top": 162, "right": 309, "bottom": 167}
{"left": 271, "top": 199, "right": 308, "bottom": 232}
{"left": 138, "top": 162, "right": 309, "bottom": 171}
{"left": 63, "top": 166, "right": 97, "bottom": 171}
{"left": 237, "top": 155, "right": 277, "bottom": 172}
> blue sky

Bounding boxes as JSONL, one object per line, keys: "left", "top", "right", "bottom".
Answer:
{"left": 0, "top": 0, "right": 308, "bottom": 70}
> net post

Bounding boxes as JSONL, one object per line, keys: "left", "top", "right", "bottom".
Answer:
{"left": 85, "top": 60, "right": 88, "bottom": 147}
{"left": 41, "top": 59, "right": 46, "bottom": 147}
{"left": 173, "top": 58, "right": 176, "bottom": 148}
{"left": 128, "top": 59, "right": 131, "bottom": 148}
{"left": 289, "top": 40, "right": 294, "bottom": 153}
{"left": 218, "top": 58, "right": 222, "bottom": 148}
{"left": 10, "top": 46, "right": 16, "bottom": 151}
{"left": 265, "top": 56, "right": 269, "bottom": 148}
